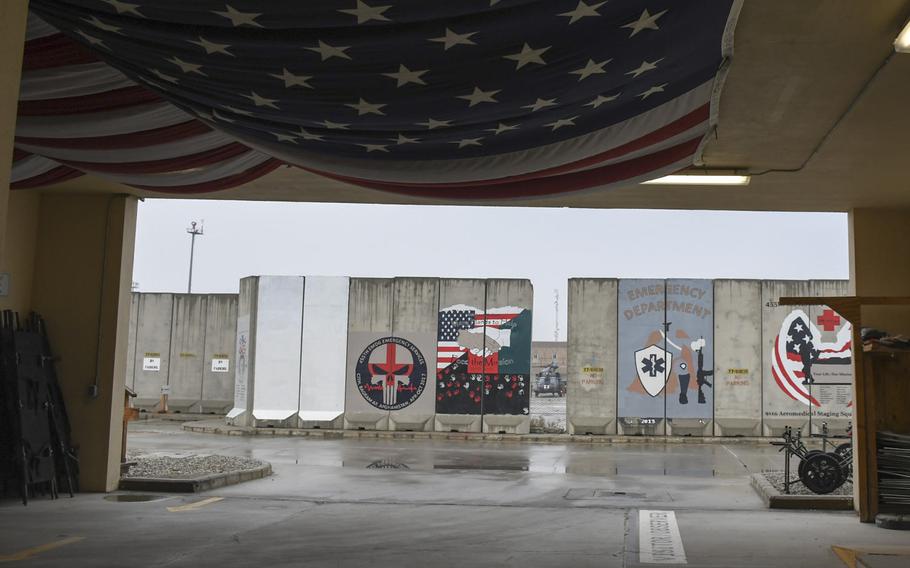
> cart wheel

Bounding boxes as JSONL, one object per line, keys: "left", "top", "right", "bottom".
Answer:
{"left": 797, "top": 450, "right": 823, "bottom": 479}
{"left": 800, "top": 452, "right": 845, "bottom": 494}
{"left": 834, "top": 442, "right": 852, "bottom": 460}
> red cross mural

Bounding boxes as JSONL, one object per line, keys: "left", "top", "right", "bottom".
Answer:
{"left": 817, "top": 309, "right": 842, "bottom": 332}
{"left": 368, "top": 342, "right": 414, "bottom": 407}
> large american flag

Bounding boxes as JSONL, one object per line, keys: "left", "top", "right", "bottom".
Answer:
{"left": 14, "top": 0, "right": 741, "bottom": 199}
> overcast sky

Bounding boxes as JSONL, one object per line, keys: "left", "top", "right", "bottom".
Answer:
{"left": 133, "top": 200, "right": 849, "bottom": 341}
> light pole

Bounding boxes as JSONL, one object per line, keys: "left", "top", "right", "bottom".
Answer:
{"left": 186, "top": 220, "right": 203, "bottom": 293}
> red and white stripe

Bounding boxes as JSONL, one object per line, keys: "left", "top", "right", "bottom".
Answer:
{"left": 11, "top": 14, "right": 281, "bottom": 193}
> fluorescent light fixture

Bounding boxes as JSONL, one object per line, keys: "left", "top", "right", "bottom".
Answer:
{"left": 642, "top": 174, "right": 751, "bottom": 186}
{"left": 896, "top": 20, "right": 910, "bottom": 53}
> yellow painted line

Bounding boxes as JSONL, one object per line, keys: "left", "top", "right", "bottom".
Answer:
{"left": 167, "top": 496, "right": 224, "bottom": 512}
{"left": 833, "top": 545, "right": 910, "bottom": 568}
{"left": 0, "top": 536, "right": 84, "bottom": 562}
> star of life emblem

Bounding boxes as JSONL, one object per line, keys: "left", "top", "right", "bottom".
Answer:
{"left": 635, "top": 344, "right": 672, "bottom": 397}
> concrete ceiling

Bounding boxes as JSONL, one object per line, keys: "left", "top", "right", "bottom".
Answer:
{"left": 42, "top": 0, "right": 910, "bottom": 212}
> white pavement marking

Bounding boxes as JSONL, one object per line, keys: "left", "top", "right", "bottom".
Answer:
{"left": 639, "top": 510, "right": 687, "bottom": 564}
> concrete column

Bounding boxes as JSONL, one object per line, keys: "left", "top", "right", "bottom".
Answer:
{"left": 31, "top": 194, "right": 138, "bottom": 492}
{"left": 0, "top": 1, "right": 29, "bottom": 261}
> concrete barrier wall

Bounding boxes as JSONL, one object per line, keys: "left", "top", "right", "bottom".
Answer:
{"left": 713, "top": 280, "right": 762, "bottom": 436}
{"left": 808, "top": 280, "right": 852, "bottom": 435}
{"left": 388, "top": 278, "right": 438, "bottom": 431}
{"left": 201, "top": 294, "right": 237, "bottom": 414}
{"left": 132, "top": 276, "right": 849, "bottom": 437}
{"left": 571, "top": 278, "right": 849, "bottom": 437}
{"left": 132, "top": 293, "right": 174, "bottom": 409}
{"left": 761, "top": 280, "right": 813, "bottom": 435}
{"left": 126, "top": 293, "right": 139, "bottom": 391}
{"left": 298, "top": 276, "right": 349, "bottom": 428}
{"left": 166, "top": 294, "right": 207, "bottom": 412}
{"left": 344, "top": 278, "right": 393, "bottom": 430}
{"left": 482, "top": 279, "right": 533, "bottom": 434}
{"left": 617, "top": 279, "right": 667, "bottom": 435}
{"left": 665, "top": 279, "right": 714, "bottom": 436}
{"left": 129, "top": 292, "right": 237, "bottom": 414}
{"left": 249, "top": 276, "right": 305, "bottom": 427}
{"left": 435, "top": 279, "right": 487, "bottom": 432}
{"left": 566, "top": 278, "right": 617, "bottom": 435}
{"left": 228, "top": 277, "right": 256, "bottom": 425}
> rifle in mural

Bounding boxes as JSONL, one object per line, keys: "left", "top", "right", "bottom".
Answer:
{"left": 695, "top": 345, "right": 713, "bottom": 405}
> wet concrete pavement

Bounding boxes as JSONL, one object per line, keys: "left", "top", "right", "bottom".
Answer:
{"left": 1, "top": 420, "right": 907, "bottom": 567}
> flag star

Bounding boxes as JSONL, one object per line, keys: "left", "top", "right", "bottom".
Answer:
{"left": 319, "top": 120, "right": 350, "bottom": 130}
{"left": 417, "top": 118, "right": 452, "bottom": 130}
{"left": 75, "top": 30, "right": 106, "bottom": 48}
{"left": 570, "top": 58, "right": 611, "bottom": 81}
{"left": 297, "top": 128, "right": 325, "bottom": 141}
{"left": 213, "top": 5, "right": 263, "bottom": 28}
{"left": 626, "top": 58, "right": 663, "bottom": 78}
{"left": 242, "top": 92, "right": 280, "bottom": 109}
{"left": 544, "top": 116, "right": 578, "bottom": 131}
{"left": 150, "top": 69, "right": 178, "bottom": 83}
{"left": 272, "top": 132, "right": 298, "bottom": 143}
{"left": 103, "top": 0, "right": 143, "bottom": 16}
{"left": 168, "top": 56, "right": 206, "bottom": 76}
{"left": 452, "top": 138, "right": 483, "bottom": 148}
{"left": 338, "top": 1, "right": 392, "bottom": 24}
{"left": 190, "top": 37, "right": 233, "bottom": 56}
{"left": 346, "top": 98, "right": 386, "bottom": 116}
{"left": 429, "top": 28, "right": 477, "bottom": 50}
{"left": 382, "top": 64, "right": 428, "bottom": 87}
{"left": 522, "top": 98, "right": 558, "bottom": 112}
{"left": 391, "top": 133, "right": 420, "bottom": 145}
{"left": 486, "top": 122, "right": 519, "bottom": 135}
{"left": 457, "top": 87, "right": 500, "bottom": 107}
{"left": 359, "top": 143, "right": 390, "bottom": 153}
{"left": 503, "top": 43, "right": 550, "bottom": 70}
{"left": 623, "top": 8, "right": 668, "bottom": 38}
{"left": 306, "top": 40, "right": 352, "bottom": 61}
{"left": 585, "top": 93, "right": 620, "bottom": 108}
{"left": 82, "top": 16, "right": 121, "bottom": 34}
{"left": 270, "top": 68, "right": 313, "bottom": 88}
{"left": 638, "top": 83, "right": 667, "bottom": 99}
{"left": 559, "top": 1, "right": 606, "bottom": 24}
{"left": 222, "top": 105, "right": 253, "bottom": 116}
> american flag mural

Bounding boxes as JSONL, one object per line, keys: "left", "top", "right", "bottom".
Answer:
{"left": 771, "top": 308, "right": 853, "bottom": 408}
{"left": 436, "top": 304, "right": 525, "bottom": 414}
{"left": 13, "top": 0, "right": 742, "bottom": 199}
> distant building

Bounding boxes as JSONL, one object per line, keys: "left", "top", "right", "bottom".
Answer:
{"left": 531, "top": 341, "right": 566, "bottom": 372}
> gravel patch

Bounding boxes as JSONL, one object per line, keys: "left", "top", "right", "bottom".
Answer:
{"left": 762, "top": 470, "right": 853, "bottom": 496}
{"left": 123, "top": 455, "right": 265, "bottom": 480}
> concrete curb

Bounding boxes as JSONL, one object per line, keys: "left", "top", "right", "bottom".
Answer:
{"left": 181, "top": 420, "right": 777, "bottom": 444}
{"left": 750, "top": 473, "right": 853, "bottom": 510}
{"left": 119, "top": 463, "right": 272, "bottom": 493}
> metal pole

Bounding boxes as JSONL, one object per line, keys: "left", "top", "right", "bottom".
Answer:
{"left": 187, "top": 232, "right": 196, "bottom": 293}
{"left": 186, "top": 221, "right": 203, "bottom": 293}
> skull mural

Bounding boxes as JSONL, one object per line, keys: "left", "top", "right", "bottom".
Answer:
{"left": 355, "top": 336, "right": 428, "bottom": 411}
